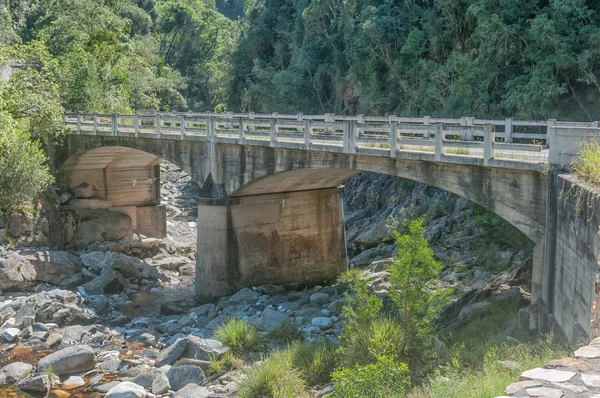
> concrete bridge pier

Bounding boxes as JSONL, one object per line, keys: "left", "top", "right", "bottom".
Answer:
{"left": 195, "top": 187, "right": 349, "bottom": 301}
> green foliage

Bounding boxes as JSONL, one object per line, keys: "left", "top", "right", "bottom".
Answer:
{"left": 215, "top": 318, "right": 266, "bottom": 356}
{"left": 0, "top": 112, "right": 53, "bottom": 210}
{"left": 332, "top": 355, "right": 411, "bottom": 398}
{"left": 209, "top": 351, "right": 243, "bottom": 375}
{"left": 339, "top": 317, "right": 407, "bottom": 368}
{"left": 409, "top": 335, "right": 568, "bottom": 398}
{"left": 341, "top": 272, "right": 382, "bottom": 328}
{"left": 289, "top": 340, "right": 338, "bottom": 386}
{"left": 389, "top": 217, "right": 449, "bottom": 352}
{"left": 238, "top": 349, "right": 309, "bottom": 398}
{"left": 268, "top": 321, "right": 304, "bottom": 345}
{"left": 573, "top": 141, "right": 600, "bottom": 186}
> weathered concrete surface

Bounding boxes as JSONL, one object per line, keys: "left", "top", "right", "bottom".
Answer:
{"left": 541, "top": 173, "right": 600, "bottom": 342}
{"left": 196, "top": 188, "right": 348, "bottom": 300}
{"left": 136, "top": 205, "right": 167, "bottom": 238}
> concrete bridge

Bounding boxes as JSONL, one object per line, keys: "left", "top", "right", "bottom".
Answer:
{"left": 55, "top": 112, "right": 600, "bottom": 342}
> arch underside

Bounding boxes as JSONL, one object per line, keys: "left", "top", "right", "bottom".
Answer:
{"left": 59, "top": 135, "right": 547, "bottom": 242}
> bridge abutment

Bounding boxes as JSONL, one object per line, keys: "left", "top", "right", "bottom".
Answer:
{"left": 195, "top": 187, "right": 348, "bottom": 301}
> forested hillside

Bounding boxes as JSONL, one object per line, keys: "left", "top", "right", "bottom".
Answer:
{"left": 2, "top": 0, "right": 600, "bottom": 120}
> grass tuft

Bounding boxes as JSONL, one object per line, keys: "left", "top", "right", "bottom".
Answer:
{"left": 209, "top": 351, "right": 244, "bottom": 375}
{"left": 238, "top": 349, "right": 309, "bottom": 398}
{"left": 573, "top": 141, "right": 600, "bottom": 186}
{"left": 290, "top": 339, "right": 339, "bottom": 386}
{"left": 269, "top": 321, "right": 304, "bottom": 344}
{"left": 215, "top": 318, "right": 266, "bottom": 356}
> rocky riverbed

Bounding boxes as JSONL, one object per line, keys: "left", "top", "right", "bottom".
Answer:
{"left": 0, "top": 166, "right": 538, "bottom": 397}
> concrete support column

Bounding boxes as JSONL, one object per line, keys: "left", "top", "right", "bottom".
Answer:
{"left": 195, "top": 188, "right": 349, "bottom": 302}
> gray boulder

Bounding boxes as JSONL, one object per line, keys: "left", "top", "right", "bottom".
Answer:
{"left": 151, "top": 370, "right": 170, "bottom": 394}
{"left": 81, "top": 266, "right": 121, "bottom": 295}
{"left": 182, "top": 335, "right": 228, "bottom": 361}
{"left": 166, "top": 365, "right": 205, "bottom": 391}
{"left": 173, "top": 383, "right": 212, "bottom": 398}
{"left": 22, "top": 251, "right": 81, "bottom": 285}
{"left": 74, "top": 209, "right": 133, "bottom": 245}
{"left": 311, "top": 317, "right": 333, "bottom": 330}
{"left": 0, "top": 362, "right": 33, "bottom": 384}
{"left": 155, "top": 337, "right": 187, "bottom": 367}
{"left": 37, "top": 345, "right": 96, "bottom": 376}
{"left": 130, "top": 372, "right": 154, "bottom": 389}
{"left": 17, "top": 375, "right": 50, "bottom": 394}
{"left": 72, "top": 182, "right": 94, "bottom": 198}
{"left": 257, "top": 308, "right": 290, "bottom": 331}
{"left": 105, "top": 381, "right": 148, "bottom": 398}
{"left": 229, "top": 287, "right": 258, "bottom": 304}
{"left": 310, "top": 292, "right": 330, "bottom": 305}
{"left": 0, "top": 248, "right": 36, "bottom": 291}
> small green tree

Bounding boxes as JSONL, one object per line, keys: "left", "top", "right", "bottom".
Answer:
{"left": 388, "top": 217, "right": 449, "bottom": 353}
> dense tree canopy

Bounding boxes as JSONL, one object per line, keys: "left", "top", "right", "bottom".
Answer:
{"left": 2, "top": 0, "right": 600, "bottom": 119}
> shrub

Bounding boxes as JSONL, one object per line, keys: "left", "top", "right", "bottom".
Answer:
{"left": 238, "top": 350, "right": 309, "bottom": 398}
{"left": 215, "top": 318, "right": 266, "bottom": 356}
{"left": 269, "top": 321, "right": 304, "bottom": 344}
{"left": 209, "top": 351, "right": 243, "bottom": 375}
{"left": 289, "top": 340, "right": 338, "bottom": 386}
{"left": 332, "top": 355, "right": 411, "bottom": 398}
{"left": 339, "top": 317, "right": 406, "bottom": 368}
{"left": 388, "top": 217, "right": 449, "bottom": 354}
{"left": 0, "top": 115, "right": 54, "bottom": 210}
{"left": 573, "top": 141, "right": 600, "bottom": 186}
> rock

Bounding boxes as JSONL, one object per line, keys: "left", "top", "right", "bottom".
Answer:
{"left": 0, "top": 248, "right": 36, "bottom": 291}
{"left": 504, "top": 380, "right": 542, "bottom": 395}
{"left": 17, "top": 375, "right": 50, "bottom": 394}
{"left": 37, "top": 345, "right": 96, "bottom": 376}
{"left": 166, "top": 365, "right": 205, "bottom": 391}
{"left": 310, "top": 292, "right": 330, "bottom": 305}
{"left": 229, "top": 287, "right": 258, "bottom": 304}
{"left": 73, "top": 182, "right": 94, "bottom": 198}
{"left": 525, "top": 387, "right": 563, "bottom": 398}
{"left": 206, "top": 314, "right": 228, "bottom": 330}
{"left": 328, "top": 299, "right": 346, "bottom": 315}
{"left": 62, "top": 325, "right": 92, "bottom": 345}
{"left": 520, "top": 368, "right": 576, "bottom": 383}
{"left": 74, "top": 210, "right": 133, "bottom": 245}
{"left": 0, "top": 307, "right": 15, "bottom": 324}
{"left": 2, "top": 327, "right": 20, "bottom": 341}
{"left": 59, "top": 272, "right": 94, "bottom": 290}
{"left": 189, "top": 303, "right": 216, "bottom": 320}
{"left": 257, "top": 308, "right": 290, "bottom": 331}
{"left": 182, "top": 335, "right": 228, "bottom": 361}
{"left": 581, "top": 373, "right": 600, "bottom": 387}
{"left": 81, "top": 266, "right": 121, "bottom": 295}
{"left": 110, "top": 253, "right": 142, "bottom": 280}
{"left": 6, "top": 289, "right": 98, "bottom": 327}
{"left": 0, "top": 362, "right": 33, "bottom": 384}
{"left": 23, "top": 251, "right": 81, "bottom": 285}
{"left": 6, "top": 210, "right": 34, "bottom": 237}
{"left": 311, "top": 317, "right": 333, "bottom": 330}
{"left": 58, "top": 192, "right": 73, "bottom": 204}
{"left": 548, "top": 357, "right": 592, "bottom": 371}
{"left": 105, "top": 381, "right": 148, "bottom": 398}
{"left": 152, "top": 370, "right": 170, "bottom": 394}
{"left": 94, "top": 381, "right": 121, "bottom": 393}
{"left": 173, "top": 383, "right": 212, "bottom": 398}
{"left": 63, "top": 375, "right": 86, "bottom": 389}
{"left": 155, "top": 337, "right": 187, "bottom": 367}
{"left": 457, "top": 301, "right": 491, "bottom": 324}
{"left": 131, "top": 372, "right": 153, "bottom": 389}
{"left": 575, "top": 345, "right": 600, "bottom": 359}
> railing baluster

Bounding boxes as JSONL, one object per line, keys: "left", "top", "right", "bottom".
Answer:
{"left": 77, "top": 112, "right": 82, "bottom": 134}
{"left": 304, "top": 119, "right": 311, "bottom": 150}
{"left": 349, "top": 121, "right": 358, "bottom": 153}
{"left": 239, "top": 117, "right": 245, "bottom": 144}
{"left": 546, "top": 119, "right": 556, "bottom": 147}
{"left": 390, "top": 122, "right": 398, "bottom": 157}
{"left": 180, "top": 115, "right": 185, "bottom": 140}
{"left": 93, "top": 113, "right": 98, "bottom": 135}
{"left": 156, "top": 113, "right": 162, "bottom": 138}
{"left": 505, "top": 118, "right": 513, "bottom": 143}
{"left": 134, "top": 114, "right": 140, "bottom": 137}
{"left": 434, "top": 123, "right": 444, "bottom": 161}
{"left": 270, "top": 119, "right": 276, "bottom": 147}
{"left": 423, "top": 116, "right": 431, "bottom": 139}
{"left": 483, "top": 123, "right": 495, "bottom": 166}
{"left": 111, "top": 112, "right": 118, "bottom": 136}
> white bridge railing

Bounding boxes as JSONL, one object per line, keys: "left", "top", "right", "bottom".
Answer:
{"left": 64, "top": 112, "right": 600, "bottom": 167}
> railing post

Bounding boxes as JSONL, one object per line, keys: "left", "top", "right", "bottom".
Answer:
{"left": 248, "top": 112, "right": 255, "bottom": 120}
{"left": 207, "top": 115, "right": 215, "bottom": 141}
{"left": 434, "top": 123, "right": 444, "bottom": 161}
{"left": 483, "top": 123, "right": 495, "bottom": 166}
{"left": 93, "top": 113, "right": 98, "bottom": 135}
{"left": 156, "top": 113, "right": 162, "bottom": 138}
{"left": 349, "top": 121, "right": 358, "bottom": 153}
{"left": 505, "top": 117, "right": 513, "bottom": 143}
{"left": 111, "top": 112, "right": 118, "bottom": 136}
{"left": 343, "top": 121, "right": 350, "bottom": 153}
{"left": 462, "top": 116, "right": 474, "bottom": 140}
{"left": 304, "top": 119, "right": 311, "bottom": 150}
{"left": 389, "top": 122, "right": 397, "bottom": 157}
{"left": 134, "top": 113, "right": 140, "bottom": 137}
{"left": 269, "top": 118, "right": 276, "bottom": 147}
{"left": 548, "top": 126, "right": 559, "bottom": 164}
{"left": 423, "top": 116, "right": 431, "bottom": 139}
{"left": 180, "top": 115, "right": 185, "bottom": 140}
{"left": 546, "top": 119, "right": 556, "bottom": 146}
{"left": 239, "top": 117, "right": 245, "bottom": 144}
{"left": 76, "top": 112, "right": 83, "bottom": 134}
{"left": 297, "top": 113, "right": 303, "bottom": 121}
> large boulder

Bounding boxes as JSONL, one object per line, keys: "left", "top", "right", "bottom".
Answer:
{"left": 73, "top": 209, "right": 133, "bottom": 246}
{"left": 81, "top": 252, "right": 142, "bottom": 281}
{"left": 81, "top": 266, "right": 122, "bottom": 295}
{"left": 6, "top": 289, "right": 98, "bottom": 327}
{"left": 72, "top": 182, "right": 94, "bottom": 198}
{"left": 155, "top": 337, "right": 187, "bottom": 367}
{"left": 105, "top": 381, "right": 148, "bottom": 398}
{"left": 166, "top": 365, "right": 205, "bottom": 391}
{"left": 22, "top": 251, "right": 81, "bottom": 285}
{"left": 0, "top": 362, "right": 33, "bottom": 384}
{"left": 173, "top": 383, "right": 212, "bottom": 398}
{"left": 181, "top": 336, "right": 228, "bottom": 361}
{"left": 37, "top": 345, "right": 96, "bottom": 376}
{"left": 0, "top": 248, "right": 36, "bottom": 291}
{"left": 257, "top": 308, "right": 290, "bottom": 331}
{"left": 17, "top": 375, "right": 50, "bottom": 394}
